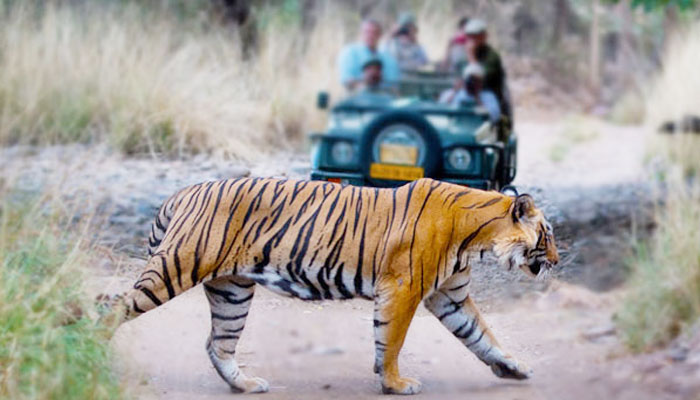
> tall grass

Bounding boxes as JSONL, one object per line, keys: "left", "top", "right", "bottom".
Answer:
{"left": 616, "top": 182, "right": 700, "bottom": 352}
{"left": 0, "top": 3, "right": 347, "bottom": 159}
{"left": 617, "top": 23, "right": 700, "bottom": 352}
{"left": 0, "top": 183, "right": 122, "bottom": 399}
{"left": 645, "top": 23, "right": 700, "bottom": 177}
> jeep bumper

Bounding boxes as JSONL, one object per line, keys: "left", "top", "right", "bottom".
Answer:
{"left": 310, "top": 170, "right": 494, "bottom": 190}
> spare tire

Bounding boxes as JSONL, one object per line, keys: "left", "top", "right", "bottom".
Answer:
{"left": 360, "top": 110, "right": 441, "bottom": 187}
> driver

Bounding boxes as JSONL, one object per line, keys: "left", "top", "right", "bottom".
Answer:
{"left": 338, "top": 19, "right": 400, "bottom": 91}
{"left": 440, "top": 63, "right": 501, "bottom": 122}
{"left": 358, "top": 57, "right": 388, "bottom": 93}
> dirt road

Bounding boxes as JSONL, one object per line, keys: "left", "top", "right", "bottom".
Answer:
{"left": 7, "top": 118, "right": 688, "bottom": 399}
{"left": 101, "top": 118, "right": 670, "bottom": 400}
{"left": 112, "top": 282, "right": 664, "bottom": 400}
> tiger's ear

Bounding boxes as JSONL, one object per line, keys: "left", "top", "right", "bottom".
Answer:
{"left": 512, "top": 194, "right": 535, "bottom": 222}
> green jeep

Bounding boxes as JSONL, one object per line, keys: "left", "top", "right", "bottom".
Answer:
{"left": 309, "top": 71, "right": 517, "bottom": 190}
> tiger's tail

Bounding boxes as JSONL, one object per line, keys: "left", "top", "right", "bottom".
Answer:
{"left": 92, "top": 189, "right": 186, "bottom": 333}
{"left": 147, "top": 190, "right": 182, "bottom": 256}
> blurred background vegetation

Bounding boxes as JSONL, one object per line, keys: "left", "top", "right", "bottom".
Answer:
{"left": 0, "top": 0, "right": 697, "bottom": 158}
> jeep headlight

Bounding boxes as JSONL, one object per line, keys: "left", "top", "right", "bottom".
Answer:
{"left": 331, "top": 141, "right": 355, "bottom": 165}
{"left": 448, "top": 148, "right": 471, "bottom": 170}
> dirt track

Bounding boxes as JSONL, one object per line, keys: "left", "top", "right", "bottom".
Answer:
{"left": 112, "top": 283, "right": 662, "bottom": 400}
{"left": 6, "top": 118, "right": 690, "bottom": 399}
{"left": 100, "top": 120, "right": 674, "bottom": 399}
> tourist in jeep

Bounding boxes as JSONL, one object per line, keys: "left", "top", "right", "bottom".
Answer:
{"left": 381, "top": 12, "right": 429, "bottom": 71}
{"left": 463, "top": 19, "right": 511, "bottom": 119}
{"left": 440, "top": 63, "right": 501, "bottom": 122}
{"left": 338, "top": 19, "right": 400, "bottom": 91}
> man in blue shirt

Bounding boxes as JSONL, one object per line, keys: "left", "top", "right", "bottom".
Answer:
{"left": 338, "top": 19, "right": 400, "bottom": 90}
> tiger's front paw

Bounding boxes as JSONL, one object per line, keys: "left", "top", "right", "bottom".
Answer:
{"left": 490, "top": 356, "right": 532, "bottom": 380}
{"left": 381, "top": 376, "right": 422, "bottom": 395}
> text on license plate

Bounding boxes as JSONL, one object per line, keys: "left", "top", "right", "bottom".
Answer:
{"left": 369, "top": 163, "right": 424, "bottom": 181}
{"left": 379, "top": 144, "right": 418, "bottom": 165}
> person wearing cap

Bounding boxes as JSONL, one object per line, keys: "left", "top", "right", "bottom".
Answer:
{"left": 338, "top": 19, "right": 400, "bottom": 91}
{"left": 463, "top": 18, "right": 511, "bottom": 119}
{"left": 439, "top": 63, "right": 501, "bottom": 122}
{"left": 381, "top": 12, "right": 429, "bottom": 71}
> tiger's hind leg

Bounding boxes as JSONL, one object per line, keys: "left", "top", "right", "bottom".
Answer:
{"left": 204, "top": 276, "right": 269, "bottom": 394}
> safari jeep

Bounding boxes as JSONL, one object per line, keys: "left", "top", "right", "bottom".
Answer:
{"left": 309, "top": 71, "right": 517, "bottom": 190}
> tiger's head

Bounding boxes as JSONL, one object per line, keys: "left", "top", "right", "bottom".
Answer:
{"left": 492, "top": 194, "right": 559, "bottom": 279}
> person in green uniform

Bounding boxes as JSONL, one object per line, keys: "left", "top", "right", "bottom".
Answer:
{"left": 463, "top": 19, "right": 512, "bottom": 121}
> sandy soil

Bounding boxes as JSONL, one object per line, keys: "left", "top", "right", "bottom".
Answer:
{"left": 112, "top": 283, "right": 665, "bottom": 400}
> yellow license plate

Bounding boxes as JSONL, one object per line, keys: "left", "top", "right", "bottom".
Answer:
{"left": 379, "top": 144, "right": 418, "bottom": 165}
{"left": 370, "top": 163, "right": 424, "bottom": 181}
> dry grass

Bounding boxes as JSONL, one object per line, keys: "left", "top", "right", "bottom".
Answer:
{"left": 617, "top": 22, "right": 700, "bottom": 352}
{"left": 0, "top": 1, "right": 517, "bottom": 160}
{"left": 609, "top": 89, "right": 646, "bottom": 126}
{"left": 616, "top": 181, "right": 700, "bottom": 352}
{"left": 645, "top": 23, "right": 700, "bottom": 176}
{"left": 0, "top": 3, "right": 351, "bottom": 159}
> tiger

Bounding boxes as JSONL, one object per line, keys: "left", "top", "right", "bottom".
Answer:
{"left": 103, "top": 177, "right": 559, "bottom": 395}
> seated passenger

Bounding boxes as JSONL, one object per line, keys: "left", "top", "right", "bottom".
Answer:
{"left": 437, "top": 76, "right": 463, "bottom": 105}
{"left": 440, "top": 64, "right": 501, "bottom": 122}
{"left": 338, "top": 19, "right": 400, "bottom": 91}
{"left": 381, "top": 12, "right": 429, "bottom": 71}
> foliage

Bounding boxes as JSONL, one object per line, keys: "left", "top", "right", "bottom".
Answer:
{"left": 630, "top": 0, "right": 696, "bottom": 11}
{"left": 0, "top": 188, "right": 123, "bottom": 399}
{"left": 605, "top": 0, "right": 696, "bottom": 12}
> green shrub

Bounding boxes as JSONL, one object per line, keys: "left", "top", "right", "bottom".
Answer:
{"left": 0, "top": 191, "right": 123, "bottom": 400}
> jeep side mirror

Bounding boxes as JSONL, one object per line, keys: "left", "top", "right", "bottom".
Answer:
{"left": 317, "top": 91, "right": 329, "bottom": 109}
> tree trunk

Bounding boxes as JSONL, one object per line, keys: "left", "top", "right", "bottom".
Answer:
{"left": 589, "top": 0, "right": 601, "bottom": 96}
{"left": 551, "top": 0, "right": 570, "bottom": 47}
{"left": 663, "top": 4, "right": 679, "bottom": 52}
{"left": 301, "top": 0, "right": 318, "bottom": 30}
{"left": 210, "top": 0, "right": 257, "bottom": 58}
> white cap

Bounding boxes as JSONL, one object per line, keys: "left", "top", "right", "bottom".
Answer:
{"left": 462, "top": 63, "right": 485, "bottom": 79}
{"left": 464, "top": 18, "right": 487, "bottom": 35}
